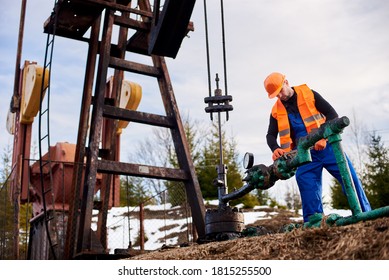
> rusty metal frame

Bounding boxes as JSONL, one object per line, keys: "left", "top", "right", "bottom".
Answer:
{"left": 42, "top": 0, "right": 206, "bottom": 259}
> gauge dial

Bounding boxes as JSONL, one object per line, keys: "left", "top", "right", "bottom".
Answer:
{"left": 243, "top": 152, "right": 254, "bottom": 169}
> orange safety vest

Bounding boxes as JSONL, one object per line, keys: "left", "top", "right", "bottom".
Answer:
{"left": 271, "top": 84, "right": 326, "bottom": 151}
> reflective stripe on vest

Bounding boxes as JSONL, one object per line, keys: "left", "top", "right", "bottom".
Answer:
{"left": 271, "top": 84, "right": 326, "bottom": 152}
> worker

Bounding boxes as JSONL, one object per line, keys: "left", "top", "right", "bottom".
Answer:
{"left": 263, "top": 72, "right": 371, "bottom": 222}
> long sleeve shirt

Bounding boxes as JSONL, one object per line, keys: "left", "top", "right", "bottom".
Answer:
{"left": 266, "top": 88, "right": 338, "bottom": 152}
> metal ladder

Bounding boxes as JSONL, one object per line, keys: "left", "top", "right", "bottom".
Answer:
{"left": 37, "top": 0, "right": 60, "bottom": 260}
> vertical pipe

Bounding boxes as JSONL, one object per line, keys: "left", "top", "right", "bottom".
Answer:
{"left": 126, "top": 176, "right": 131, "bottom": 248}
{"left": 217, "top": 110, "right": 227, "bottom": 202}
{"left": 328, "top": 135, "right": 362, "bottom": 215}
{"left": 163, "top": 190, "right": 167, "bottom": 245}
{"left": 215, "top": 75, "right": 227, "bottom": 206}
{"left": 139, "top": 203, "right": 144, "bottom": 251}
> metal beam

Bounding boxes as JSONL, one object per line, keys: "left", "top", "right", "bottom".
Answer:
{"left": 109, "top": 57, "right": 161, "bottom": 77}
{"left": 102, "top": 104, "right": 175, "bottom": 128}
{"left": 97, "top": 160, "right": 189, "bottom": 181}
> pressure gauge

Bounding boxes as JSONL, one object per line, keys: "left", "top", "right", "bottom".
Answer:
{"left": 243, "top": 152, "right": 254, "bottom": 169}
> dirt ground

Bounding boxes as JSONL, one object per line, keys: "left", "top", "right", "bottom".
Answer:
{"left": 129, "top": 210, "right": 389, "bottom": 260}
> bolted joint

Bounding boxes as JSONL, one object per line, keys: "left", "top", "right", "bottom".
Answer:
{"left": 272, "top": 159, "right": 296, "bottom": 180}
{"left": 245, "top": 164, "right": 274, "bottom": 190}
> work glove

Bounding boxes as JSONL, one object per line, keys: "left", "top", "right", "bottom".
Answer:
{"left": 272, "top": 148, "right": 285, "bottom": 161}
{"left": 314, "top": 139, "right": 327, "bottom": 151}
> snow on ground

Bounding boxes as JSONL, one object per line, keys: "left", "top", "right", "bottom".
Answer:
{"left": 92, "top": 204, "right": 191, "bottom": 252}
{"left": 91, "top": 200, "right": 353, "bottom": 253}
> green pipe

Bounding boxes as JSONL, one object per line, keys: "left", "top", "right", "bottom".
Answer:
{"left": 301, "top": 207, "right": 389, "bottom": 228}
{"left": 233, "top": 117, "right": 351, "bottom": 198}
{"left": 287, "top": 116, "right": 350, "bottom": 169}
{"left": 332, "top": 206, "right": 389, "bottom": 226}
{"left": 328, "top": 134, "right": 362, "bottom": 216}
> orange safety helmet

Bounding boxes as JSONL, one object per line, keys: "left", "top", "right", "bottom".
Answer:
{"left": 264, "top": 72, "right": 285, "bottom": 99}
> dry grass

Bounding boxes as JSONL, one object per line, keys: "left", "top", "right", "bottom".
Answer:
{"left": 129, "top": 215, "right": 389, "bottom": 260}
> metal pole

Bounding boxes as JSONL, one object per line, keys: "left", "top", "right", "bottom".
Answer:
{"left": 11, "top": 0, "right": 28, "bottom": 260}
{"left": 214, "top": 75, "right": 227, "bottom": 205}
{"left": 11, "top": 0, "right": 27, "bottom": 113}
{"left": 126, "top": 176, "right": 131, "bottom": 248}
{"left": 139, "top": 203, "right": 144, "bottom": 251}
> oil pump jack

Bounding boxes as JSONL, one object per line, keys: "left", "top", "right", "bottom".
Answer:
{"left": 8, "top": 0, "right": 204, "bottom": 260}
{"left": 7, "top": 0, "right": 389, "bottom": 261}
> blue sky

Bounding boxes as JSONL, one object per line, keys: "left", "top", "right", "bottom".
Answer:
{"left": 1, "top": 0, "right": 389, "bottom": 202}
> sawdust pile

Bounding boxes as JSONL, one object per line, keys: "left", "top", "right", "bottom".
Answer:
{"left": 130, "top": 216, "right": 389, "bottom": 260}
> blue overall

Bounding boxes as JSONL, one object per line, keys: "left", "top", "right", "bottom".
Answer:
{"left": 288, "top": 112, "right": 371, "bottom": 222}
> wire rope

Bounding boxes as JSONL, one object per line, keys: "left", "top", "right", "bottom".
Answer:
{"left": 203, "top": 0, "right": 230, "bottom": 121}
{"left": 203, "top": 0, "right": 213, "bottom": 109}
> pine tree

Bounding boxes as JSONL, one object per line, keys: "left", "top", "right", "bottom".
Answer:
{"left": 362, "top": 133, "right": 389, "bottom": 208}
{"left": 284, "top": 182, "right": 302, "bottom": 213}
{"left": 197, "top": 121, "right": 257, "bottom": 207}
{"left": 256, "top": 189, "right": 271, "bottom": 206}
{"left": 165, "top": 116, "right": 206, "bottom": 206}
{"left": 0, "top": 143, "right": 14, "bottom": 259}
{"left": 119, "top": 176, "right": 156, "bottom": 207}
{"left": 0, "top": 142, "right": 12, "bottom": 184}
